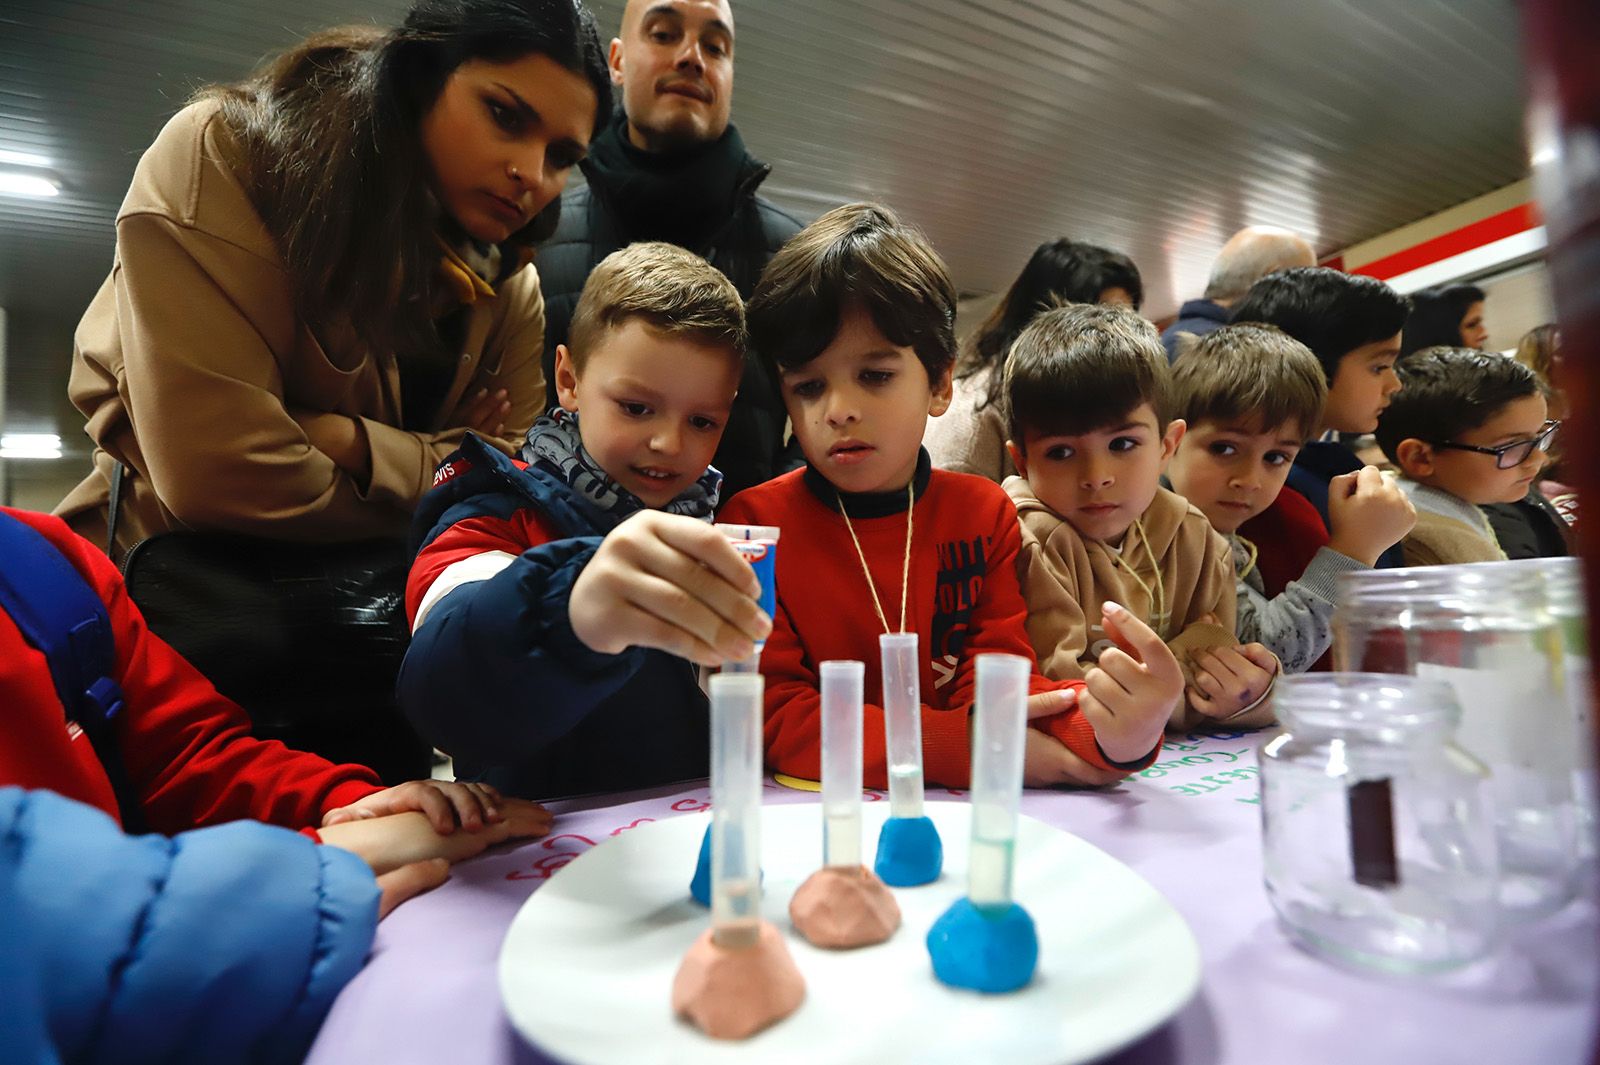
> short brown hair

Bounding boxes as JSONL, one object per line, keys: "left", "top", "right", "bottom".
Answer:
{"left": 1172, "top": 323, "right": 1326, "bottom": 440}
{"left": 1005, "top": 303, "right": 1171, "bottom": 445}
{"left": 567, "top": 242, "right": 746, "bottom": 369}
{"left": 747, "top": 203, "right": 956, "bottom": 383}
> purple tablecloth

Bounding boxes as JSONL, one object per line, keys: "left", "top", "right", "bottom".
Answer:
{"left": 306, "top": 730, "right": 1599, "bottom": 1064}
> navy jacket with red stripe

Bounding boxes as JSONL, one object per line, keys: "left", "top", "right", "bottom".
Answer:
{"left": 398, "top": 433, "right": 709, "bottom": 799}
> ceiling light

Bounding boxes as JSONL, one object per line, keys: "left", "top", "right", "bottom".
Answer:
{"left": 0, "top": 148, "right": 62, "bottom": 198}
{"left": 0, "top": 433, "right": 64, "bottom": 460}
{"left": 0, "top": 148, "right": 51, "bottom": 168}
{"left": 0, "top": 170, "right": 60, "bottom": 197}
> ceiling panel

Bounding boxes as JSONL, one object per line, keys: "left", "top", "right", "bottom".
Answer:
{"left": 0, "top": 0, "right": 1530, "bottom": 431}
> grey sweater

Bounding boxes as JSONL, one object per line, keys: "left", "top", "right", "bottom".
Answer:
{"left": 1233, "top": 537, "right": 1367, "bottom": 673}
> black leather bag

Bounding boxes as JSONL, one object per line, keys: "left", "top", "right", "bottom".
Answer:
{"left": 120, "top": 530, "right": 430, "bottom": 784}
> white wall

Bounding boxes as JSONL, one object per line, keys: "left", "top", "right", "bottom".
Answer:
{"left": 1475, "top": 260, "right": 1555, "bottom": 353}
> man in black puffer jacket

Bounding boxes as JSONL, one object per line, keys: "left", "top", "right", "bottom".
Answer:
{"left": 538, "top": 0, "right": 804, "bottom": 500}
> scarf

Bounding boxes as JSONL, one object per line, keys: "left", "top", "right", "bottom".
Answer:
{"left": 520, "top": 408, "right": 722, "bottom": 527}
{"left": 581, "top": 110, "right": 754, "bottom": 251}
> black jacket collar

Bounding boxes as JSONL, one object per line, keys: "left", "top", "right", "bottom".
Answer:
{"left": 802, "top": 449, "right": 932, "bottom": 518}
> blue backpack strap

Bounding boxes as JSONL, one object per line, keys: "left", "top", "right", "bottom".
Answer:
{"left": 0, "top": 513, "right": 146, "bottom": 833}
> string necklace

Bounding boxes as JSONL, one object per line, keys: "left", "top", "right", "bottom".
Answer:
{"left": 1107, "top": 519, "right": 1168, "bottom": 636}
{"left": 1232, "top": 534, "right": 1260, "bottom": 583}
{"left": 838, "top": 481, "right": 915, "bottom": 634}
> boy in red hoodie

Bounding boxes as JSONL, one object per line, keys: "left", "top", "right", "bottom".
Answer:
{"left": 719, "top": 204, "right": 1179, "bottom": 789}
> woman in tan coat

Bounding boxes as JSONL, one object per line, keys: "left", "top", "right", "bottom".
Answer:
{"left": 57, "top": 0, "right": 612, "bottom": 560}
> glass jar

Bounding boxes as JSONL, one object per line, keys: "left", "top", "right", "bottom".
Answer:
{"left": 1260, "top": 674, "right": 1498, "bottom": 973}
{"left": 1334, "top": 563, "right": 1577, "bottom": 918}
{"left": 1495, "top": 557, "right": 1594, "bottom": 855}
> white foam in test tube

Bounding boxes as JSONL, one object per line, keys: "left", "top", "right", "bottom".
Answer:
{"left": 967, "top": 654, "right": 1030, "bottom": 910}
{"left": 709, "top": 671, "right": 765, "bottom": 948}
{"left": 820, "top": 660, "right": 866, "bottom": 869}
{"left": 880, "top": 632, "right": 924, "bottom": 820}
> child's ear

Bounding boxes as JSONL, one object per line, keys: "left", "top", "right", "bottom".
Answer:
{"left": 553, "top": 345, "right": 581, "bottom": 411}
{"left": 1158, "top": 419, "right": 1187, "bottom": 468}
{"left": 928, "top": 364, "right": 954, "bottom": 418}
{"left": 1394, "top": 438, "right": 1434, "bottom": 479}
{"left": 1006, "top": 439, "right": 1028, "bottom": 478}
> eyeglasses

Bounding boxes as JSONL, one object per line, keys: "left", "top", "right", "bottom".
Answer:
{"left": 1431, "top": 420, "right": 1560, "bottom": 469}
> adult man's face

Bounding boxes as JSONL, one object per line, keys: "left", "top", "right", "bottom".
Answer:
{"left": 610, "top": 0, "right": 735, "bottom": 152}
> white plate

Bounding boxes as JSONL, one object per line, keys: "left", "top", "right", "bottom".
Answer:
{"left": 499, "top": 801, "right": 1200, "bottom": 1065}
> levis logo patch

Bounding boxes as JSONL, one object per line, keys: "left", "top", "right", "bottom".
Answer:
{"left": 433, "top": 458, "right": 474, "bottom": 487}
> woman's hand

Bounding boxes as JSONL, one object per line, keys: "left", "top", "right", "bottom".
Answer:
{"left": 450, "top": 387, "right": 512, "bottom": 436}
{"left": 289, "top": 408, "right": 372, "bottom": 479}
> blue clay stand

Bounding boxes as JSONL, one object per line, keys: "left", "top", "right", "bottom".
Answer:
{"left": 689, "top": 824, "right": 762, "bottom": 907}
{"left": 873, "top": 815, "right": 943, "bottom": 887}
{"left": 689, "top": 824, "right": 712, "bottom": 906}
{"left": 926, "top": 898, "right": 1038, "bottom": 993}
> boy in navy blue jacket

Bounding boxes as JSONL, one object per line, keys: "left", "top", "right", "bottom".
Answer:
{"left": 398, "top": 243, "right": 769, "bottom": 798}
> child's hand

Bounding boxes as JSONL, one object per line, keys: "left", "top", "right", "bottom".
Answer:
{"left": 569, "top": 511, "right": 772, "bottom": 666}
{"left": 323, "top": 780, "right": 514, "bottom": 834}
{"left": 1327, "top": 466, "right": 1416, "bottom": 566}
{"left": 375, "top": 859, "right": 451, "bottom": 920}
{"left": 1078, "top": 602, "right": 1184, "bottom": 763}
{"left": 1022, "top": 728, "right": 1131, "bottom": 788}
{"left": 1188, "top": 643, "right": 1279, "bottom": 724}
{"left": 318, "top": 799, "right": 554, "bottom": 877}
{"left": 1026, "top": 687, "right": 1078, "bottom": 719}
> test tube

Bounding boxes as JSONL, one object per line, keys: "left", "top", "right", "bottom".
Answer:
{"left": 709, "top": 671, "right": 765, "bottom": 949}
{"left": 821, "top": 660, "right": 866, "bottom": 869}
{"left": 967, "top": 654, "right": 1030, "bottom": 910}
{"left": 880, "top": 633, "right": 924, "bottom": 820}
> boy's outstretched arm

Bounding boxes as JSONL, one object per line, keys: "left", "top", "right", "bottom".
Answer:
{"left": 400, "top": 510, "right": 768, "bottom": 765}
{"left": 568, "top": 511, "right": 770, "bottom": 666}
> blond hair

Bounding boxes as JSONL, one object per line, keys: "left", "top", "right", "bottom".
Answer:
{"left": 568, "top": 242, "right": 746, "bottom": 369}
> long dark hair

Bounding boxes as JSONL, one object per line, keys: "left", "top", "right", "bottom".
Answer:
{"left": 1399, "top": 282, "right": 1485, "bottom": 356}
{"left": 204, "top": 0, "right": 610, "bottom": 361}
{"left": 961, "top": 238, "right": 1143, "bottom": 410}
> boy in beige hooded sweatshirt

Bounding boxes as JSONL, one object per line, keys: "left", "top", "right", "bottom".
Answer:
{"left": 1002, "top": 305, "right": 1280, "bottom": 730}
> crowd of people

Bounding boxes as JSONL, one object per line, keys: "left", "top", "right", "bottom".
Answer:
{"left": 0, "top": 0, "right": 1580, "bottom": 1060}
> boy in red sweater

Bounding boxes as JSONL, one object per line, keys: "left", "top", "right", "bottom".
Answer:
{"left": 0, "top": 506, "right": 550, "bottom": 894}
{"left": 719, "top": 204, "right": 1177, "bottom": 789}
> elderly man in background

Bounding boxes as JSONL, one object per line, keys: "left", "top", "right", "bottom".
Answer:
{"left": 1162, "top": 226, "right": 1317, "bottom": 361}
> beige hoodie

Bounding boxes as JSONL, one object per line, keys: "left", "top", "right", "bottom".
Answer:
{"left": 1004, "top": 479, "right": 1236, "bottom": 684}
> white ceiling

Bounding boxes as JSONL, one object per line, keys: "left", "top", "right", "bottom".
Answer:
{"left": 0, "top": 0, "right": 1531, "bottom": 433}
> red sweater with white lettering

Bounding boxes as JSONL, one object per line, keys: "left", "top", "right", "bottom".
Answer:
{"left": 719, "top": 459, "right": 1147, "bottom": 789}
{"left": 0, "top": 508, "right": 382, "bottom": 832}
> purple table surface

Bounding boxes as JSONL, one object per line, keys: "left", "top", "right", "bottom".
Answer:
{"left": 307, "top": 730, "right": 1600, "bottom": 1065}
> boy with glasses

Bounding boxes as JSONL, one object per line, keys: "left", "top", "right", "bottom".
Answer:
{"left": 1374, "top": 347, "right": 1560, "bottom": 566}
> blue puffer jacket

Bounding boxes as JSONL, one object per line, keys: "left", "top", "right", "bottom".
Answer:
{"left": 397, "top": 434, "right": 710, "bottom": 800}
{"left": 0, "top": 787, "right": 378, "bottom": 1065}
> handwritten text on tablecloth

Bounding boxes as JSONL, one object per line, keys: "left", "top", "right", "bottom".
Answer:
{"left": 1134, "top": 729, "right": 1265, "bottom": 804}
